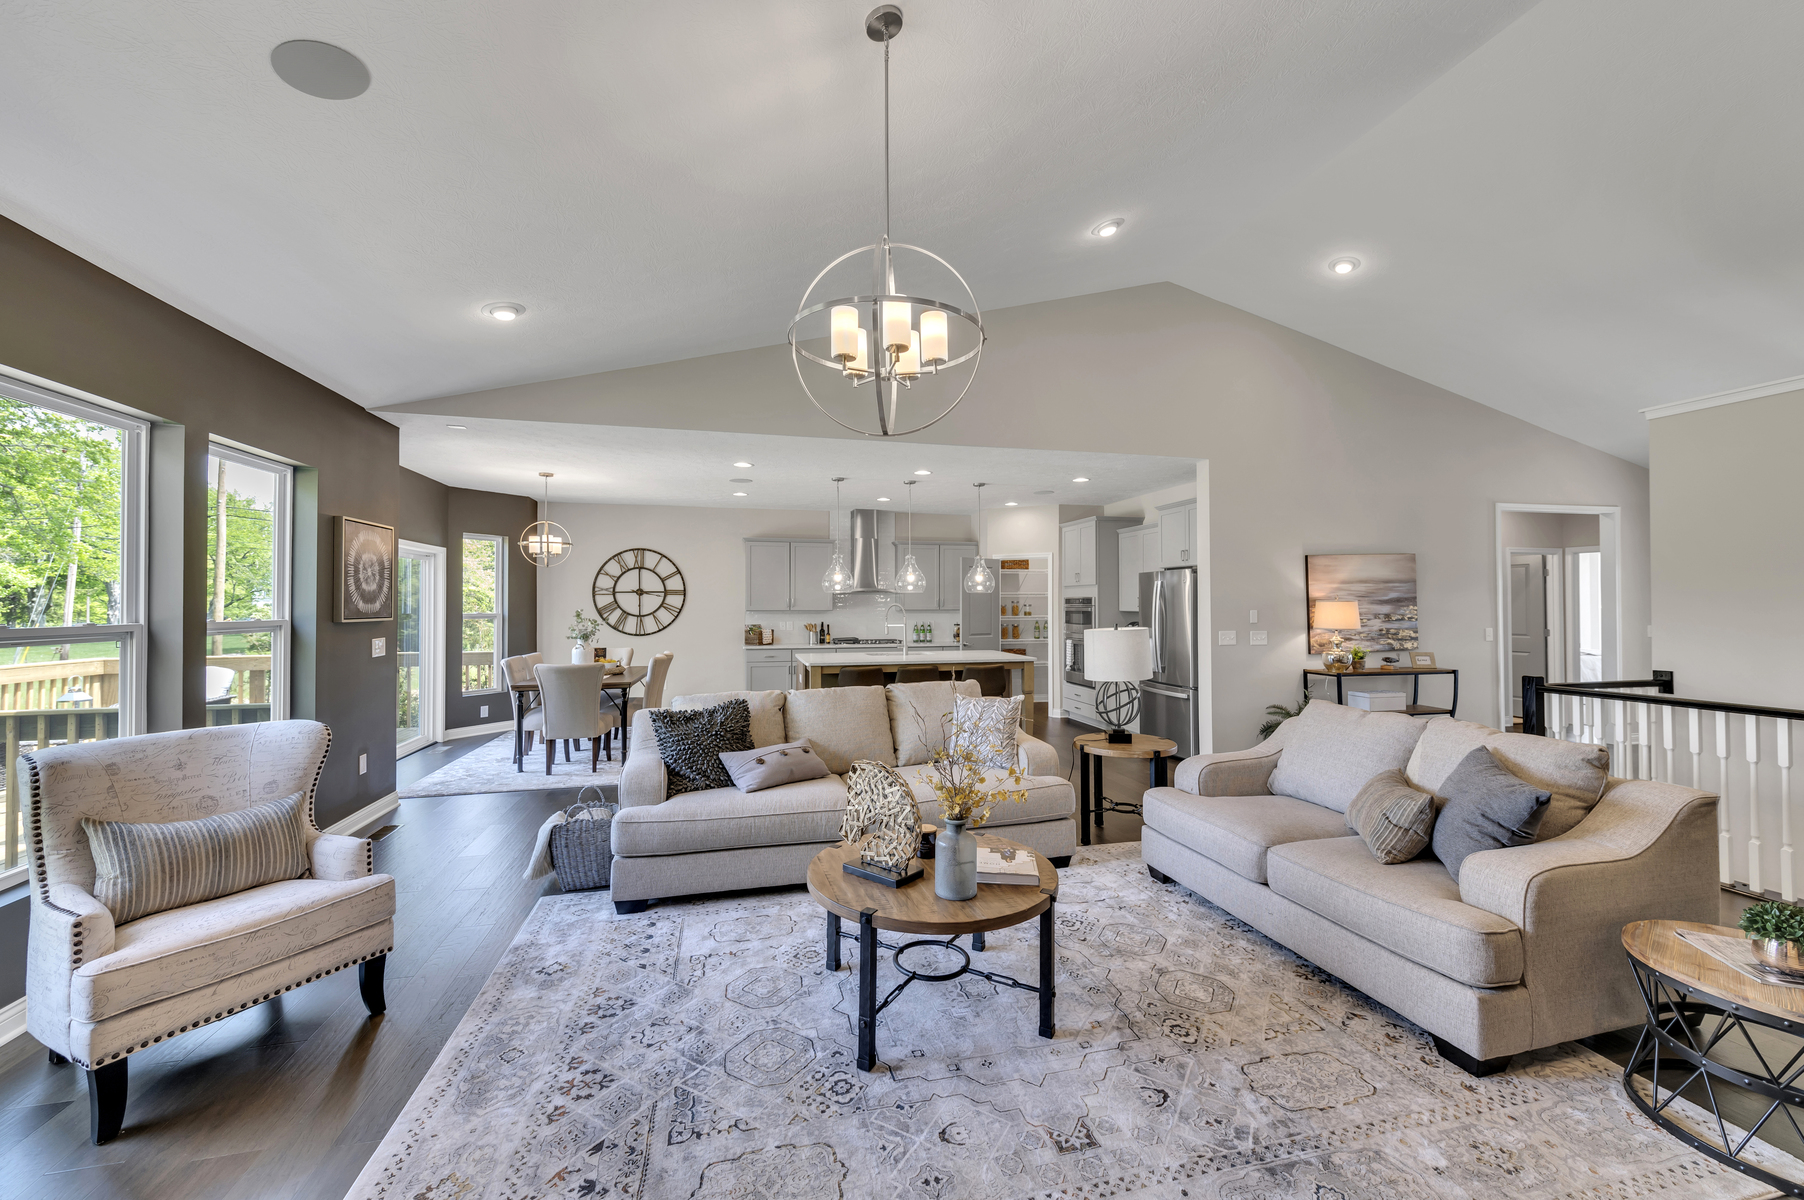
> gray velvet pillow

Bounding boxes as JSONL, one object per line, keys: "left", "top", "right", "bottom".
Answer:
{"left": 719, "top": 739, "right": 832, "bottom": 792}
{"left": 1431, "top": 747, "right": 1552, "bottom": 882}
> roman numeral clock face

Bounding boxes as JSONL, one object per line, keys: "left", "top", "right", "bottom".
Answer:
{"left": 592, "top": 548, "right": 685, "bottom": 636}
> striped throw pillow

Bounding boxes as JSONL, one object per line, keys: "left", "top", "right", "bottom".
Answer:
{"left": 1344, "top": 769, "right": 1438, "bottom": 865}
{"left": 83, "top": 791, "right": 311, "bottom": 924}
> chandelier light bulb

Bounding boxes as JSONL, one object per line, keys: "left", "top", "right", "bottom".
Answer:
{"left": 830, "top": 306, "right": 860, "bottom": 362}
{"left": 919, "top": 309, "right": 948, "bottom": 365}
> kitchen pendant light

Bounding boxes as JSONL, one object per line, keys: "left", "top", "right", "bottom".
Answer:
{"left": 518, "top": 472, "right": 573, "bottom": 567}
{"left": 821, "top": 477, "right": 855, "bottom": 594}
{"left": 787, "top": 5, "right": 984, "bottom": 438}
{"left": 963, "top": 483, "right": 995, "bottom": 593}
{"left": 895, "top": 479, "right": 927, "bottom": 594}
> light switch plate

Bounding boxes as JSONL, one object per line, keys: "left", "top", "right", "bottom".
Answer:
{"left": 479, "top": 705, "right": 489, "bottom": 718}
{"left": 358, "top": 753, "right": 368, "bottom": 775}
{"left": 1249, "top": 630, "right": 1268, "bottom": 645}
{"left": 1218, "top": 630, "right": 1237, "bottom": 645}
{"left": 372, "top": 637, "right": 386, "bottom": 657}
{"left": 1248, "top": 609, "right": 1258, "bottom": 624}
{"left": 1485, "top": 628, "right": 1494, "bottom": 642}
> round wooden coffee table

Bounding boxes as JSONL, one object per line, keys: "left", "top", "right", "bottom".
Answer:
{"left": 1074, "top": 732, "right": 1178, "bottom": 846}
{"left": 807, "top": 835, "right": 1059, "bottom": 1072}
{"left": 1622, "top": 919, "right": 1804, "bottom": 1195}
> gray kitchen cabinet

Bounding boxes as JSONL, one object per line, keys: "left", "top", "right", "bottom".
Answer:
{"left": 788, "top": 540, "right": 836, "bottom": 612}
{"left": 747, "top": 661, "right": 792, "bottom": 690}
{"left": 937, "top": 542, "right": 976, "bottom": 609}
{"left": 745, "top": 540, "right": 792, "bottom": 610}
{"left": 1158, "top": 500, "right": 1198, "bottom": 568}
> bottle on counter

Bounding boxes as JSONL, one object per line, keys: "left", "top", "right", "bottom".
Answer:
{"left": 953, "top": 622, "right": 961, "bottom": 643}
{"left": 822, "top": 623, "right": 831, "bottom": 644}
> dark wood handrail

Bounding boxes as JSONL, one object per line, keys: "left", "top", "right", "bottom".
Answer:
{"left": 1523, "top": 672, "right": 1804, "bottom": 735}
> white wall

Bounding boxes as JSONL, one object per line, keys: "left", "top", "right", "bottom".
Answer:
{"left": 1502, "top": 510, "right": 1599, "bottom": 549}
{"left": 539, "top": 502, "right": 827, "bottom": 698}
{"left": 416, "top": 282, "right": 1653, "bottom": 746}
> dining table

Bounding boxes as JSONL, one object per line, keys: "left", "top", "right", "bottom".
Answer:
{"left": 512, "top": 663, "right": 648, "bottom": 771}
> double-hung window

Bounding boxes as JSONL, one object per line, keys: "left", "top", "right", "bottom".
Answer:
{"left": 461, "top": 534, "right": 505, "bottom": 694}
{"left": 204, "top": 443, "right": 293, "bottom": 725}
{"left": 0, "top": 370, "right": 147, "bottom": 885}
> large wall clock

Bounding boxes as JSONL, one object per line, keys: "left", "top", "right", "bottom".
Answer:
{"left": 592, "top": 548, "right": 686, "bottom": 636}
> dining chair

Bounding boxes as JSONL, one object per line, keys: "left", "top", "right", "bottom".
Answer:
{"left": 502, "top": 654, "right": 544, "bottom": 768}
{"left": 836, "top": 666, "right": 885, "bottom": 688}
{"left": 892, "top": 665, "right": 946, "bottom": 683}
{"left": 533, "top": 664, "right": 608, "bottom": 774}
{"left": 960, "top": 666, "right": 1008, "bottom": 696}
{"left": 617, "top": 652, "right": 671, "bottom": 759}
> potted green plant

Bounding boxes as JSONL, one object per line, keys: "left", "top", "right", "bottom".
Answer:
{"left": 567, "top": 610, "right": 603, "bottom": 663}
{"left": 1259, "top": 696, "right": 1308, "bottom": 741}
{"left": 1349, "top": 646, "right": 1367, "bottom": 670}
{"left": 1739, "top": 900, "right": 1804, "bottom": 976}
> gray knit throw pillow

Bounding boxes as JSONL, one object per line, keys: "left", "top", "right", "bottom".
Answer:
{"left": 83, "top": 791, "right": 311, "bottom": 924}
{"left": 1431, "top": 747, "right": 1552, "bottom": 882}
{"left": 649, "top": 698, "right": 753, "bottom": 797}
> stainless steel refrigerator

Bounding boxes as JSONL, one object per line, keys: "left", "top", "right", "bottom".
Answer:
{"left": 1139, "top": 567, "right": 1198, "bottom": 757}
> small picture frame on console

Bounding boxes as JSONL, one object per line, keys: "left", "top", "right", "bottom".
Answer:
{"left": 1410, "top": 651, "right": 1437, "bottom": 669}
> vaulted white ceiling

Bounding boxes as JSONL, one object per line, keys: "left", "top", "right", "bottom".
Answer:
{"left": 1, "top": 0, "right": 1797, "bottom": 466}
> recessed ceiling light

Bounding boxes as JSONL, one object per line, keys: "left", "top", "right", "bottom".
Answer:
{"left": 445, "top": 424, "right": 467, "bottom": 430}
{"left": 733, "top": 461, "right": 753, "bottom": 468}
{"left": 270, "top": 40, "right": 370, "bottom": 100}
{"left": 913, "top": 469, "right": 931, "bottom": 476}
{"left": 1004, "top": 501, "right": 1019, "bottom": 507}
{"left": 732, "top": 492, "right": 748, "bottom": 497}
{"left": 1329, "top": 257, "right": 1360, "bottom": 275}
{"left": 1092, "top": 218, "right": 1125, "bottom": 238}
{"left": 1072, "top": 477, "right": 1089, "bottom": 483}
{"left": 876, "top": 496, "right": 891, "bottom": 502}
{"left": 482, "top": 302, "right": 525, "bottom": 321}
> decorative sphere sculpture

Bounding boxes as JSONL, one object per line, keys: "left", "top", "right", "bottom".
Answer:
{"left": 1096, "top": 681, "right": 1141, "bottom": 731}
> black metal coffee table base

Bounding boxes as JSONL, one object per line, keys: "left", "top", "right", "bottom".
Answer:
{"left": 825, "top": 902, "right": 1055, "bottom": 1072}
{"left": 1624, "top": 954, "right": 1804, "bottom": 1196}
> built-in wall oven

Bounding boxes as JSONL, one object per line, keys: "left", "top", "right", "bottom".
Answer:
{"left": 1063, "top": 596, "right": 1094, "bottom": 686}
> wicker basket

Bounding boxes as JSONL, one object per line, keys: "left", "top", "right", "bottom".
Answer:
{"left": 549, "top": 786, "right": 616, "bottom": 891}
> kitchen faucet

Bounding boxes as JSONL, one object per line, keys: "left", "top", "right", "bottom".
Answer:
{"left": 883, "top": 602, "right": 909, "bottom": 660}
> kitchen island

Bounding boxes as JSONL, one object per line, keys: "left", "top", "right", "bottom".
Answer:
{"left": 793, "top": 649, "right": 1035, "bottom": 698}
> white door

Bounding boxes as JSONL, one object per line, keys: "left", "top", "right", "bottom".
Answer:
{"left": 1509, "top": 554, "right": 1549, "bottom": 719}
{"left": 397, "top": 541, "right": 444, "bottom": 758}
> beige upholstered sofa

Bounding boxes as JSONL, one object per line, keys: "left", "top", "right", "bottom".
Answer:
{"left": 23, "top": 721, "right": 395, "bottom": 1143}
{"left": 1141, "top": 701, "right": 1718, "bottom": 1075}
{"left": 612, "top": 681, "right": 1075, "bottom": 912}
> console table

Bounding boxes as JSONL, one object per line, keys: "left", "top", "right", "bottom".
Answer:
{"left": 1303, "top": 666, "right": 1458, "bottom": 718}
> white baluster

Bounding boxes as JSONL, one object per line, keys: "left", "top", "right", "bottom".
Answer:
{"left": 1715, "top": 711, "right": 1732, "bottom": 885}
{"left": 1613, "top": 699, "right": 1628, "bottom": 779}
{"left": 1747, "top": 714, "right": 1763, "bottom": 896}
{"left": 1661, "top": 707, "right": 1674, "bottom": 784}
{"left": 1548, "top": 693, "right": 1562, "bottom": 740}
{"left": 1780, "top": 720, "right": 1795, "bottom": 902}
{"left": 1638, "top": 701, "right": 1654, "bottom": 779}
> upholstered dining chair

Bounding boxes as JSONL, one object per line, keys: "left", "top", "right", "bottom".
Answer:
{"left": 618, "top": 651, "right": 674, "bottom": 759}
{"left": 24, "top": 721, "right": 395, "bottom": 1145}
{"left": 534, "top": 663, "right": 610, "bottom": 773}
{"left": 502, "top": 654, "right": 545, "bottom": 766}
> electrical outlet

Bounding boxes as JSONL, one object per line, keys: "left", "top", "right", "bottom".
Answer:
{"left": 479, "top": 705, "right": 489, "bottom": 718}
{"left": 371, "top": 637, "right": 386, "bottom": 657}
{"left": 1485, "top": 628, "right": 1494, "bottom": 642}
{"left": 358, "top": 753, "right": 368, "bottom": 775}
{"left": 1249, "top": 630, "right": 1268, "bottom": 645}
{"left": 1248, "top": 609, "right": 1258, "bottom": 624}
{"left": 1217, "top": 630, "right": 1237, "bottom": 645}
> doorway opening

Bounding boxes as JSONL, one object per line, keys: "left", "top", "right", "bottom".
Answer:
{"left": 397, "top": 540, "right": 446, "bottom": 758}
{"left": 1494, "top": 505, "right": 1620, "bottom": 730}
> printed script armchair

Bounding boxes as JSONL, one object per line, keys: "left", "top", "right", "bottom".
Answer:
{"left": 23, "top": 721, "right": 396, "bottom": 1144}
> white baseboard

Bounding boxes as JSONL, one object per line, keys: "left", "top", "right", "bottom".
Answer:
{"left": 322, "top": 792, "right": 399, "bottom": 837}
{"left": 445, "top": 720, "right": 514, "bottom": 741}
{"left": 0, "top": 997, "right": 26, "bottom": 1048}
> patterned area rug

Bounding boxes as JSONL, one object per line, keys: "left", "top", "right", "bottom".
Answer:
{"left": 399, "top": 734, "right": 623, "bottom": 797}
{"left": 347, "top": 845, "right": 1795, "bottom": 1199}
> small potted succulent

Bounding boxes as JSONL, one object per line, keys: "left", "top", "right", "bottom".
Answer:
{"left": 1739, "top": 901, "right": 1804, "bottom": 976}
{"left": 1349, "top": 647, "right": 1367, "bottom": 670}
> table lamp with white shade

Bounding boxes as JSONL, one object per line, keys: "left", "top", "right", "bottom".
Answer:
{"left": 1312, "top": 599, "right": 1361, "bottom": 672}
{"left": 1084, "top": 626, "right": 1154, "bottom": 744}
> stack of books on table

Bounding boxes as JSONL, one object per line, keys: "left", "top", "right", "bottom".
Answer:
{"left": 1347, "top": 690, "right": 1408, "bottom": 712}
{"left": 975, "top": 844, "right": 1040, "bottom": 886}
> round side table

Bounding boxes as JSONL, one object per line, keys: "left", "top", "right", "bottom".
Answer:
{"left": 1073, "top": 733, "right": 1177, "bottom": 847}
{"left": 807, "top": 836, "right": 1059, "bottom": 1072}
{"left": 1621, "top": 918, "right": 1804, "bottom": 1196}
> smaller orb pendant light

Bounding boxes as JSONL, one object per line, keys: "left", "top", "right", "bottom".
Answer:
{"left": 895, "top": 479, "right": 927, "bottom": 594}
{"left": 963, "top": 483, "right": 995, "bottom": 593}
{"left": 519, "top": 472, "right": 573, "bottom": 567}
{"left": 822, "top": 477, "right": 855, "bottom": 594}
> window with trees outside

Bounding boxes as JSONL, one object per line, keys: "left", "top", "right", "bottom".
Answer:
{"left": 0, "top": 371, "right": 146, "bottom": 884}
{"left": 205, "top": 443, "right": 292, "bottom": 727}
{"left": 462, "top": 534, "right": 504, "bottom": 694}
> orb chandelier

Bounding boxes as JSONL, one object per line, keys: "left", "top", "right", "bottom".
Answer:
{"left": 518, "top": 471, "right": 573, "bottom": 567}
{"left": 963, "top": 483, "right": 995, "bottom": 593}
{"left": 788, "top": 5, "right": 984, "bottom": 438}
{"left": 895, "top": 479, "right": 927, "bottom": 594}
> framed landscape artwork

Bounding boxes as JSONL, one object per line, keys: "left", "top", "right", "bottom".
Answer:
{"left": 1306, "top": 553, "right": 1419, "bottom": 652}
{"left": 335, "top": 516, "right": 395, "bottom": 623}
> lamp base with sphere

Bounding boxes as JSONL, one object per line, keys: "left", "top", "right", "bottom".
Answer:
{"left": 1096, "top": 680, "right": 1141, "bottom": 744}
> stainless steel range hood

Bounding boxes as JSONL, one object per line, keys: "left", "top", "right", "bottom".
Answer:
{"left": 845, "top": 509, "right": 886, "bottom": 593}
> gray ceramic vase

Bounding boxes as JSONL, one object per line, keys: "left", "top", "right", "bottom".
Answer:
{"left": 935, "top": 818, "right": 977, "bottom": 901}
